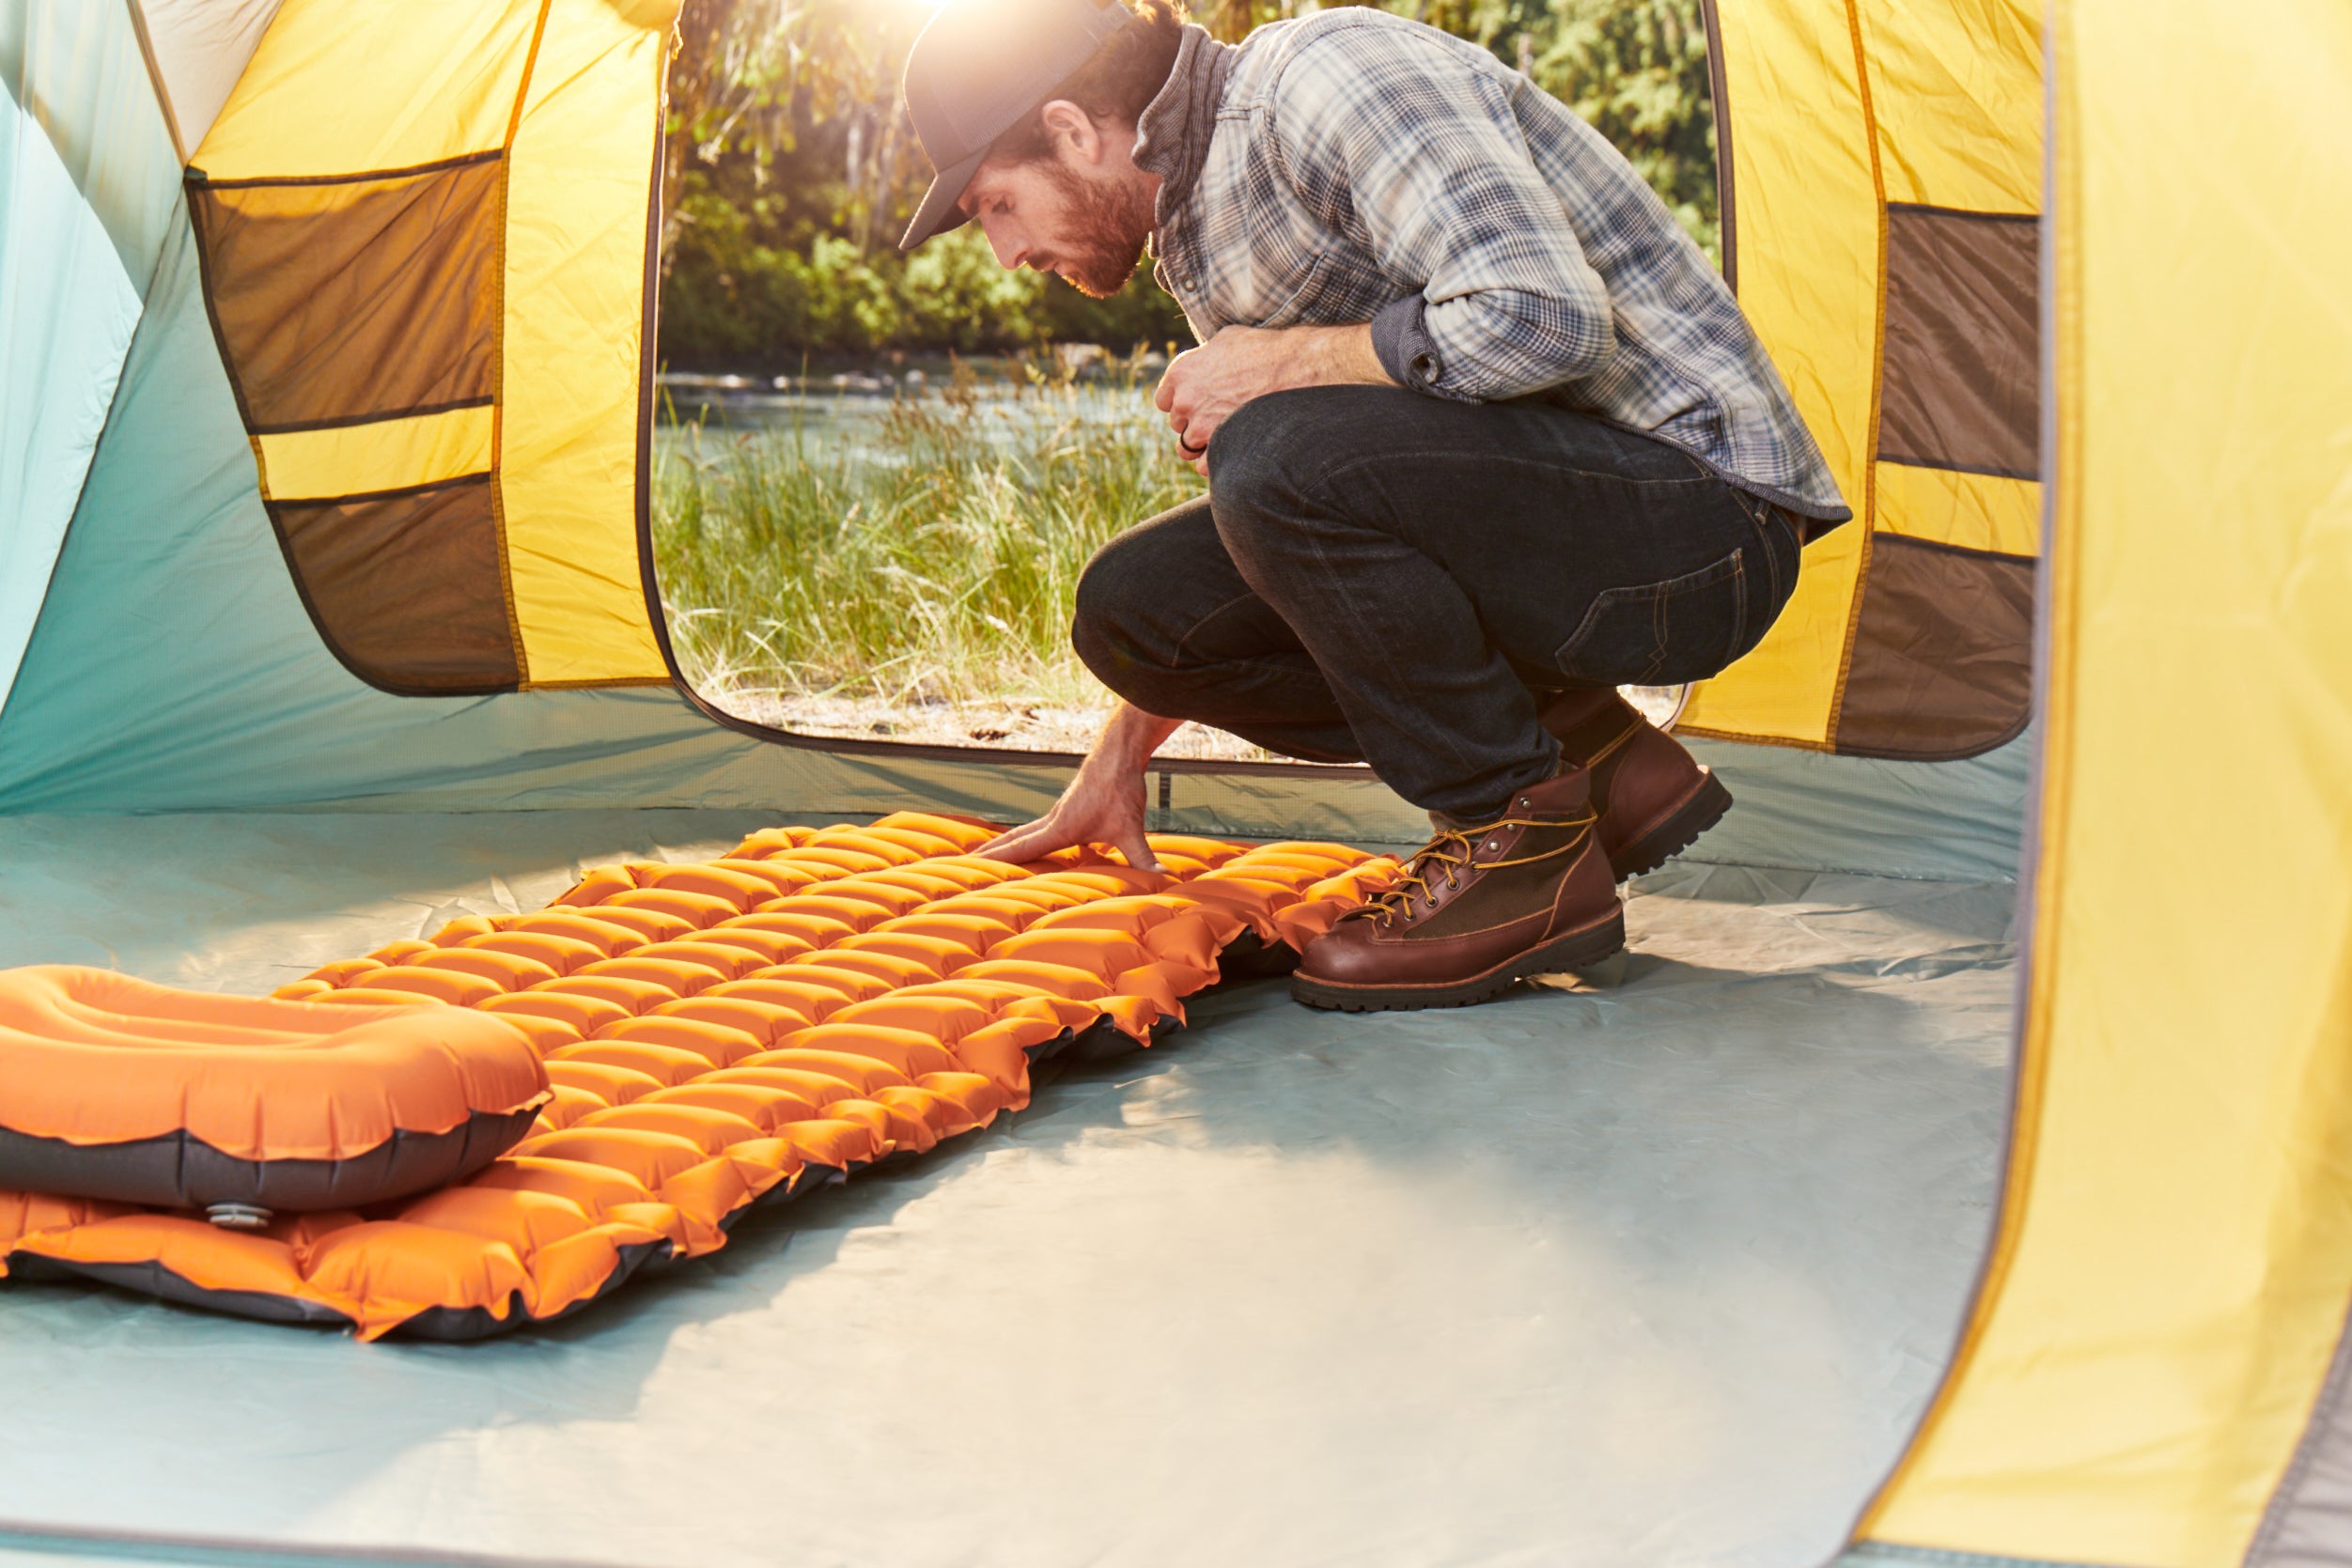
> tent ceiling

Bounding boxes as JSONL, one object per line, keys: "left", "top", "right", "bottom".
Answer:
{"left": 125, "top": 0, "right": 285, "bottom": 163}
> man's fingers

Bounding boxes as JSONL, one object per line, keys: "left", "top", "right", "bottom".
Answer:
{"left": 974, "top": 817, "right": 1061, "bottom": 862}
{"left": 1109, "top": 823, "right": 1165, "bottom": 874}
{"left": 1180, "top": 413, "right": 1219, "bottom": 470}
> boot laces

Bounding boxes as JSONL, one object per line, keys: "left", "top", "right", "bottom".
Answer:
{"left": 1347, "top": 810, "right": 1597, "bottom": 929}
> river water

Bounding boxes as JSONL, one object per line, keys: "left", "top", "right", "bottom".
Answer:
{"left": 654, "top": 367, "right": 1167, "bottom": 458}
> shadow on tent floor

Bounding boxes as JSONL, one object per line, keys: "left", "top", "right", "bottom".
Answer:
{"left": 0, "top": 811, "right": 2016, "bottom": 1568}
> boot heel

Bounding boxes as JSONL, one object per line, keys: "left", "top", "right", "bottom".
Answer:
{"left": 1513, "top": 907, "right": 1628, "bottom": 981}
{"left": 1612, "top": 768, "right": 1734, "bottom": 880}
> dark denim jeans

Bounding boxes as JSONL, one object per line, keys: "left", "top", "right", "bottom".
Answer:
{"left": 1072, "top": 385, "right": 1802, "bottom": 821}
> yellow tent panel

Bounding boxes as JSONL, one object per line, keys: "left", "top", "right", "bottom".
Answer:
{"left": 1850, "top": 0, "right": 2352, "bottom": 1561}
{"left": 1684, "top": 0, "right": 2041, "bottom": 761}
{"left": 187, "top": 0, "right": 672, "bottom": 694}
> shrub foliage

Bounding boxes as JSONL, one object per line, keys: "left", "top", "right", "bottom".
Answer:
{"left": 660, "top": 0, "right": 1718, "bottom": 365}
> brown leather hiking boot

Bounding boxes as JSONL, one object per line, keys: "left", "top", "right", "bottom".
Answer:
{"left": 1537, "top": 688, "right": 1733, "bottom": 881}
{"left": 1290, "top": 766, "right": 1625, "bottom": 1012}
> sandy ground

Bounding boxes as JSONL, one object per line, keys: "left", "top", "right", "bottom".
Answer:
{"left": 705, "top": 684, "right": 1690, "bottom": 764}
{"left": 709, "top": 690, "right": 1284, "bottom": 761}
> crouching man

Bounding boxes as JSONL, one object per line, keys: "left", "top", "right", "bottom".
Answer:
{"left": 895, "top": 0, "right": 1848, "bottom": 1011}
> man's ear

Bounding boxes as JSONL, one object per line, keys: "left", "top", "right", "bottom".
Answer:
{"left": 1038, "top": 99, "right": 1102, "bottom": 163}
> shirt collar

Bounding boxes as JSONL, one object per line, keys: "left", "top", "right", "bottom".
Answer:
{"left": 1132, "top": 24, "right": 1234, "bottom": 248}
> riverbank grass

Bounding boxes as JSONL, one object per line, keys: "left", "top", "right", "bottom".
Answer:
{"left": 652, "top": 363, "right": 1238, "bottom": 752}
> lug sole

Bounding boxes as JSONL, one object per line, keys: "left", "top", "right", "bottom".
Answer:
{"left": 1288, "top": 907, "right": 1628, "bottom": 1014}
{"left": 1609, "top": 768, "right": 1735, "bottom": 881}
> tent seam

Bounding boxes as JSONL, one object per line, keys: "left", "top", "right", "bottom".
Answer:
{"left": 120, "top": 0, "right": 185, "bottom": 163}
{"left": 1821, "top": 0, "right": 1888, "bottom": 756}
{"left": 486, "top": 0, "right": 553, "bottom": 691}
{"left": 0, "top": 1515, "right": 633, "bottom": 1568}
{"left": 2244, "top": 1292, "right": 2352, "bottom": 1560}
{"left": 1700, "top": 0, "right": 1735, "bottom": 295}
{"left": 1840, "top": 0, "right": 2073, "bottom": 1546}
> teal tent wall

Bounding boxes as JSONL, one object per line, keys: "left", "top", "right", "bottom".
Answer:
{"left": 0, "top": 1, "right": 179, "bottom": 704}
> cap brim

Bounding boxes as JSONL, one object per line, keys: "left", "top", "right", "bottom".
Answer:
{"left": 899, "top": 147, "right": 989, "bottom": 253}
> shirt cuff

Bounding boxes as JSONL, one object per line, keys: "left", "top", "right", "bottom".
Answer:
{"left": 1370, "top": 294, "right": 1471, "bottom": 400}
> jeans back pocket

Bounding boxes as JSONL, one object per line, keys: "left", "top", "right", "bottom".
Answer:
{"left": 1552, "top": 549, "right": 1749, "bottom": 687}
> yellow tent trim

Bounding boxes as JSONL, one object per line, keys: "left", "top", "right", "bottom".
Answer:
{"left": 497, "top": 0, "right": 674, "bottom": 687}
{"left": 1674, "top": 0, "right": 1883, "bottom": 750}
{"left": 254, "top": 405, "right": 495, "bottom": 503}
{"left": 1876, "top": 461, "right": 2037, "bottom": 558}
{"left": 193, "top": 0, "right": 540, "bottom": 181}
{"left": 1820, "top": 0, "right": 1893, "bottom": 756}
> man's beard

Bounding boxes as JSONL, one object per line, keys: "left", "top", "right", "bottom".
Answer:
{"left": 1035, "top": 160, "right": 1155, "bottom": 299}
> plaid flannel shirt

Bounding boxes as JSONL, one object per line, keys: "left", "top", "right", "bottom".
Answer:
{"left": 1141, "top": 10, "right": 1849, "bottom": 520}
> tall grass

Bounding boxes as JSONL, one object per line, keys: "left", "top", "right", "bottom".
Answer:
{"left": 652, "top": 361, "right": 1205, "bottom": 712}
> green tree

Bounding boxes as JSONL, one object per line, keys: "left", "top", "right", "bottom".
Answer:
{"left": 1523, "top": 0, "right": 1718, "bottom": 256}
{"left": 657, "top": 0, "right": 1718, "bottom": 365}
{"left": 1364, "top": 0, "right": 1719, "bottom": 256}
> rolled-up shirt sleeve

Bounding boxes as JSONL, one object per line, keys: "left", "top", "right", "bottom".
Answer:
{"left": 1269, "top": 30, "right": 1616, "bottom": 401}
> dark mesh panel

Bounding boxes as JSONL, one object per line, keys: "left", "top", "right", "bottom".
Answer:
{"left": 273, "top": 476, "right": 520, "bottom": 692}
{"left": 1878, "top": 206, "right": 2040, "bottom": 480}
{"left": 188, "top": 156, "right": 501, "bottom": 432}
{"left": 1837, "top": 534, "right": 2035, "bottom": 758}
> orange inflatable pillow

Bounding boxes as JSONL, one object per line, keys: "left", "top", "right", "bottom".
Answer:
{"left": 0, "top": 968, "right": 547, "bottom": 1220}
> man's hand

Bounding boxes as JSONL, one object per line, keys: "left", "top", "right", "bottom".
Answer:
{"left": 976, "top": 702, "right": 1185, "bottom": 870}
{"left": 1154, "top": 322, "right": 1393, "bottom": 476}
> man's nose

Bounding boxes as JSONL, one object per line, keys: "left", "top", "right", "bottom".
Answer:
{"left": 984, "top": 222, "right": 1025, "bottom": 271}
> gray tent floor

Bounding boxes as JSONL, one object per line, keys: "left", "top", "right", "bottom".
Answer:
{"left": 0, "top": 810, "right": 2016, "bottom": 1568}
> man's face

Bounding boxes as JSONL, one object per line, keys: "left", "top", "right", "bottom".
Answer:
{"left": 960, "top": 147, "right": 1155, "bottom": 299}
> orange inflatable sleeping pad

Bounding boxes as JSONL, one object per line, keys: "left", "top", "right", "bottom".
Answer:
{"left": 0, "top": 813, "right": 1397, "bottom": 1339}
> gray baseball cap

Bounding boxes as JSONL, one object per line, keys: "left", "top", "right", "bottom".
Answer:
{"left": 897, "top": 0, "right": 1135, "bottom": 253}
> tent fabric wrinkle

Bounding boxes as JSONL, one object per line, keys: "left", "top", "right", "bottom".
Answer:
{"left": 126, "top": 0, "right": 288, "bottom": 163}
{"left": 5, "top": 0, "right": 186, "bottom": 280}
